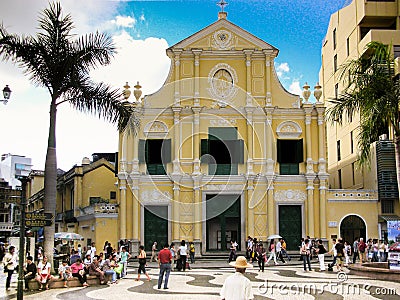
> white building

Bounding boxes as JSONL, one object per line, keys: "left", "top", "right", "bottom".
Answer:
{"left": 0, "top": 153, "right": 32, "bottom": 188}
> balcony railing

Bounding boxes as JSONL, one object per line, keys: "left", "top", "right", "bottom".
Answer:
{"left": 77, "top": 203, "right": 118, "bottom": 217}
{"left": 0, "top": 222, "right": 14, "bottom": 231}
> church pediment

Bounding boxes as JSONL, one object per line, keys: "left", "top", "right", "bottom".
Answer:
{"left": 169, "top": 18, "right": 278, "bottom": 54}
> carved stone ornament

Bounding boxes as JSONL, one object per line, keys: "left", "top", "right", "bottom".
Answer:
{"left": 143, "top": 121, "right": 168, "bottom": 134}
{"left": 140, "top": 190, "right": 172, "bottom": 204}
{"left": 205, "top": 184, "right": 245, "bottom": 191}
{"left": 209, "top": 119, "right": 237, "bottom": 126}
{"left": 274, "top": 189, "right": 306, "bottom": 202}
{"left": 208, "top": 63, "right": 238, "bottom": 107}
{"left": 212, "top": 30, "right": 234, "bottom": 50}
{"left": 276, "top": 121, "right": 302, "bottom": 139}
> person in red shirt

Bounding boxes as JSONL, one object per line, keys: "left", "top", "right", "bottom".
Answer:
{"left": 157, "top": 243, "right": 172, "bottom": 289}
{"left": 70, "top": 258, "right": 89, "bottom": 287}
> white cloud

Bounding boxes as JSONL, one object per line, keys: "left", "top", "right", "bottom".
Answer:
{"left": 288, "top": 80, "right": 302, "bottom": 96}
{"left": 277, "top": 62, "right": 290, "bottom": 73}
{"left": 0, "top": 0, "right": 170, "bottom": 170}
{"left": 111, "top": 15, "right": 137, "bottom": 28}
{"left": 275, "top": 62, "right": 290, "bottom": 79}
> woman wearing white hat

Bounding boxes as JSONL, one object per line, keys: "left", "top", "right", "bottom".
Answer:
{"left": 220, "top": 256, "right": 254, "bottom": 300}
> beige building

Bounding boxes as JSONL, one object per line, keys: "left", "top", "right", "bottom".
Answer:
{"left": 320, "top": 0, "right": 400, "bottom": 241}
{"left": 118, "top": 11, "right": 328, "bottom": 254}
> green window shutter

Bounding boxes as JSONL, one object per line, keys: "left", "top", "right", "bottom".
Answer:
{"left": 295, "top": 139, "right": 304, "bottom": 163}
{"left": 161, "top": 139, "right": 171, "bottom": 163}
{"left": 138, "top": 139, "right": 146, "bottom": 163}
{"left": 209, "top": 127, "right": 238, "bottom": 140}
{"left": 277, "top": 140, "right": 282, "bottom": 163}
{"left": 226, "top": 140, "right": 244, "bottom": 164}
{"left": 201, "top": 139, "right": 209, "bottom": 163}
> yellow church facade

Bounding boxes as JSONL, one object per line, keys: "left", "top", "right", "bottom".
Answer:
{"left": 117, "top": 11, "right": 334, "bottom": 254}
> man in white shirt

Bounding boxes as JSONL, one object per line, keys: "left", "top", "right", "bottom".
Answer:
{"left": 220, "top": 256, "right": 254, "bottom": 300}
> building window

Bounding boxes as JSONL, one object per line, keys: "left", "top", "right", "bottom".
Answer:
{"left": 200, "top": 127, "right": 243, "bottom": 175}
{"left": 334, "top": 54, "right": 338, "bottom": 73}
{"left": 70, "top": 187, "right": 74, "bottom": 211}
{"left": 381, "top": 200, "right": 394, "bottom": 214}
{"left": 394, "top": 45, "right": 400, "bottom": 59}
{"left": 350, "top": 131, "right": 354, "bottom": 154}
{"left": 110, "top": 191, "right": 116, "bottom": 200}
{"left": 351, "top": 162, "right": 355, "bottom": 186}
{"left": 337, "top": 140, "right": 341, "bottom": 161}
{"left": 346, "top": 37, "right": 350, "bottom": 56}
{"left": 338, "top": 169, "right": 342, "bottom": 189}
{"left": 138, "top": 139, "right": 171, "bottom": 175}
{"left": 277, "top": 139, "right": 303, "bottom": 175}
{"left": 333, "top": 28, "right": 337, "bottom": 50}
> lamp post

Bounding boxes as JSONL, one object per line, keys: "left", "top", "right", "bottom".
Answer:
{"left": 16, "top": 175, "right": 28, "bottom": 300}
{"left": 0, "top": 85, "right": 11, "bottom": 104}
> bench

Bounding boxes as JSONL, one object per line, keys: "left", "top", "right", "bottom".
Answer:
{"left": 28, "top": 274, "right": 112, "bottom": 290}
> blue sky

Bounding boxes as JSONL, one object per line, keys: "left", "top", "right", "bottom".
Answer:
{"left": 0, "top": 0, "right": 348, "bottom": 171}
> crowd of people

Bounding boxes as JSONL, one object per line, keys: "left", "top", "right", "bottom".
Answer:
{"left": 2, "top": 240, "right": 132, "bottom": 292}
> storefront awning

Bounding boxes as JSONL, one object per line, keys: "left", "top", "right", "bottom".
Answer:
{"left": 379, "top": 215, "right": 400, "bottom": 222}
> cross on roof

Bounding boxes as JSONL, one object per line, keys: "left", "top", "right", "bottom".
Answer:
{"left": 217, "top": 0, "right": 228, "bottom": 12}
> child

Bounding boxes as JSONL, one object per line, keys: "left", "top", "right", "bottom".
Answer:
{"left": 58, "top": 260, "right": 71, "bottom": 288}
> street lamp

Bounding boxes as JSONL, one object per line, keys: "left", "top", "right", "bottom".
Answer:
{"left": 0, "top": 85, "right": 11, "bottom": 105}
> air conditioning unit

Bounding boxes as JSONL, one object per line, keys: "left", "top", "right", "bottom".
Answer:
{"left": 379, "top": 134, "right": 388, "bottom": 140}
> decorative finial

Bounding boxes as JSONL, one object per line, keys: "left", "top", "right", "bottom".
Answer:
{"left": 302, "top": 82, "right": 311, "bottom": 103}
{"left": 123, "top": 82, "right": 131, "bottom": 101}
{"left": 134, "top": 81, "right": 142, "bottom": 102}
{"left": 217, "top": 0, "right": 228, "bottom": 12}
{"left": 314, "top": 82, "right": 323, "bottom": 103}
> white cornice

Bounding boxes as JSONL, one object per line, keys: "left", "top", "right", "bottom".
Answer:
{"left": 170, "top": 19, "right": 278, "bottom": 54}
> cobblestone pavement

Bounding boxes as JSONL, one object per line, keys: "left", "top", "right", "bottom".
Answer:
{"left": 1, "top": 260, "right": 400, "bottom": 300}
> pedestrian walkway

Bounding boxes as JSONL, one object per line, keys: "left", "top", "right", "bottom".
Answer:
{"left": 1, "top": 259, "right": 399, "bottom": 299}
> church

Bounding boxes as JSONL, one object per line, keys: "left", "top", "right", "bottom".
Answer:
{"left": 116, "top": 8, "right": 377, "bottom": 255}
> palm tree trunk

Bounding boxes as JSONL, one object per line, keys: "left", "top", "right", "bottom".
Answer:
{"left": 43, "top": 101, "right": 57, "bottom": 270}
{"left": 394, "top": 136, "right": 400, "bottom": 203}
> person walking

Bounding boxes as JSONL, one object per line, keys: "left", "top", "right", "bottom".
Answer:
{"left": 228, "top": 241, "right": 237, "bottom": 263}
{"left": 157, "top": 243, "right": 172, "bottom": 289}
{"left": 352, "top": 237, "right": 359, "bottom": 264}
{"left": 189, "top": 242, "right": 195, "bottom": 264}
{"left": 266, "top": 240, "right": 278, "bottom": 265}
{"left": 120, "top": 246, "right": 131, "bottom": 278}
{"left": 328, "top": 238, "right": 337, "bottom": 270}
{"left": 220, "top": 256, "right": 254, "bottom": 300}
{"left": 358, "top": 237, "right": 367, "bottom": 264}
{"left": 3, "top": 245, "right": 17, "bottom": 291}
{"left": 179, "top": 240, "right": 188, "bottom": 271}
{"left": 256, "top": 242, "right": 266, "bottom": 272}
{"left": 135, "top": 245, "right": 151, "bottom": 281}
{"left": 301, "top": 238, "right": 312, "bottom": 272}
{"left": 275, "top": 239, "right": 286, "bottom": 264}
{"left": 335, "top": 238, "right": 345, "bottom": 271}
{"left": 151, "top": 242, "right": 158, "bottom": 262}
{"left": 315, "top": 239, "right": 327, "bottom": 271}
{"left": 169, "top": 243, "right": 176, "bottom": 268}
{"left": 280, "top": 239, "right": 291, "bottom": 261}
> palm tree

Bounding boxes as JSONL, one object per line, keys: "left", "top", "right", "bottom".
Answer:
{"left": 326, "top": 41, "right": 400, "bottom": 196}
{"left": 0, "top": 2, "right": 135, "bottom": 265}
